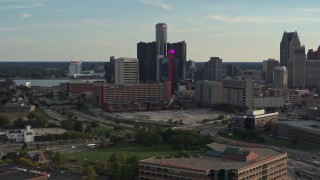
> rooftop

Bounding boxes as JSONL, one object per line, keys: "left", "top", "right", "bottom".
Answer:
{"left": 140, "top": 143, "right": 284, "bottom": 171}
{"left": 279, "top": 120, "right": 320, "bottom": 134}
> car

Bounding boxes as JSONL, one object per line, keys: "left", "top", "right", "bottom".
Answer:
{"left": 71, "top": 146, "right": 76, "bottom": 148}
{"left": 296, "top": 158, "right": 300, "bottom": 161}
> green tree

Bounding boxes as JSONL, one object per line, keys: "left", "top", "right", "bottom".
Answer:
{"left": 74, "top": 120, "right": 84, "bottom": 132}
{"left": 27, "top": 112, "right": 36, "bottom": 120}
{"left": 52, "top": 152, "right": 64, "bottom": 165}
{"left": 90, "top": 121, "right": 100, "bottom": 128}
{"left": 22, "top": 142, "right": 28, "bottom": 150}
{"left": 61, "top": 120, "right": 74, "bottom": 130}
{"left": 0, "top": 115, "right": 9, "bottom": 128}
{"left": 151, "top": 134, "right": 163, "bottom": 148}
{"left": 14, "top": 117, "right": 25, "bottom": 128}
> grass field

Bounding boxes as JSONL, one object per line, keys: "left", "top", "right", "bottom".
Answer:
{"left": 66, "top": 144, "right": 204, "bottom": 162}
{"left": 0, "top": 112, "right": 29, "bottom": 121}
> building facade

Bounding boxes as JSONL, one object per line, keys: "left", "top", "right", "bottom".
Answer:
{"left": 273, "top": 66, "right": 288, "bottom": 89}
{"left": 194, "top": 80, "right": 223, "bottom": 106}
{"left": 263, "top": 59, "right": 279, "bottom": 83}
{"left": 69, "top": 60, "right": 82, "bottom": 77}
{"left": 206, "top": 57, "right": 222, "bottom": 81}
{"left": 287, "top": 46, "right": 306, "bottom": 89}
{"left": 112, "top": 57, "right": 139, "bottom": 85}
{"left": 231, "top": 109, "right": 279, "bottom": 131}
{"left": 139, "top": 143, "right": 288, "bottom": 180}
{"left": 167, "top": 41, "right": 187, "bottom": 81}
{"left": 307, "top": 46, "right": 320, "bottom": 60}
{"left": 253, "top": 96, "right": 284, "bottom": 109}
{"left": 280, "top": 31, "right": 301, "bottom": 67}
{"left": 92, "top": 82, "right": 171, "bottom": 108}
{"left": 137, "top": 41, "right": 157, "bottom": 82}
{"left": 222, "top": 78, "right": 254, "bottom": 109}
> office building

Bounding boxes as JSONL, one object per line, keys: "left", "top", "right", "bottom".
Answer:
{"left": 307, "top": 46, "right": 320, "bottom": 59}
{"left": 139, "top": 143, "right": 288, "bottom": 180}
{"left": 287, "top": 46, "right": 306, "bottom": 89}
{"left": 305, "top": 59, "right": 320, "bottom": 89}
{"left": 137, "top": 42, "right": 157, "bottom": 82}
{"left": 185, "top": 60, "right": 196, "bottom": 82}
{"left": 273, "top": 66, "right": 288, "bottom": 89}
{"left": 242, "top": 70, "right": 263, "bottom": 83}
{"left": 231, "top": 109, "right": 279, "bottom": 131}
{"left": 194, "top": 80, "right": 223, "bottom": 106}
{"left": 280, "top": 31, "right": 301, "bottom": 67}
{"left": 68, "top": 60, "right": 82, "bottom": 77}
{"left": 110, "top": 57, "right": 139, "bottom": 85}
{"left": 156, "top": 23, "right": 168, "bottom": 82}
{"left": 205, "top": 57, "right": 222, "bottom": 81}
{"left": 167, "top": 41, "right": 187, "bottom": 80}
{"left": 253, "top": 96, "right": 285, "bottom": 109}
{"left": 263, "top": 58, "right": 279, "bottom": 83}
{"left": 222, "top": 78, "right": 254, "bottom": 109}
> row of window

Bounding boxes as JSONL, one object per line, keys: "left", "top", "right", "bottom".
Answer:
{"left": 239, "top": 156, "right": 287, "bottom": 176}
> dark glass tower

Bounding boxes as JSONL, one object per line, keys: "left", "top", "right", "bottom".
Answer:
{"left": 137, "top": 41, "right": 157, "bottom": 82}
{"left": 167, "top": 41, "right": 187, "bottom": 80}
{"left": 280, "top": 31, "right": 301, "bottom": 67}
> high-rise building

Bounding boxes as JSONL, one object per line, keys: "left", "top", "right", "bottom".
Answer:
{"left": 280, "top": 31, "right": 301, "bottom": 67}
{"left": 307, "top": 46, "right": 320, "bottom": 60}
{"left": 273, "top": 66, "right": 288, "bottom": 89}
{"left": 110, "top": 57, "right": 139, "bottom": 85}
{"left": 137, "top": 42, "right": 157, "bottom": 82}
{"left": 305, "top": 59, "right": 320, "bottom": 89}
{"left": 262, "top": 58, "right": 279, "bottom": 83}
{"left": 205, "top": 57, "right": 222, "bottom": 81}
{"left": 156, "top": 23, "right": 168, "bottom": 82}
{"left": 288, "top": 46, "right": 306, "bottom": 89}
{"left": 69, "top": 60, "right": 82, "bottom": 77}
{"left": 167, "top": 41, "right": 187, "bottom": 80}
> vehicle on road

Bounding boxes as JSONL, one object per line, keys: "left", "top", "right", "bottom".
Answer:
{"left": 87, "top": 144, "right": 95, "bottom": 148}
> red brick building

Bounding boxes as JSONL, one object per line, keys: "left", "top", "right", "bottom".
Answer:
{"left": 139, "top": 143, "right": 288, "bottom": 180}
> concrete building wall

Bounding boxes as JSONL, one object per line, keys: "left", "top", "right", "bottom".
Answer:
{"left": 292, "top": 47, "right": 306, "bottom": 89}
{"left": 206, "top": 57, "right": 222, "bottom": 81}
{"left": 263, "top": 59, "right": 279, "bottom": 83}
{"left": 194, "top": 80, "right": 222, "bottom": 106}
{"left": 113, "top": 57, "right": 139, "bottom": 85}
{"left": 222, "top": 78, "right": 253, "bottom": 109}
{"left": 254, "top": 97, "right": 284, "bottom": 109}
{"left": 273, "top": 66, "right": 288, "bottom": 89}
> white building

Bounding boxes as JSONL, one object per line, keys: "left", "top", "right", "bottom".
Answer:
{"left": 6, "top": 126, "right": 34, "bottom": 143}
{"left": 111, "top": 57, "right": 139, "bottom": 85}
{"left": 69, "top": 60, "right": 82, "bottom": 77}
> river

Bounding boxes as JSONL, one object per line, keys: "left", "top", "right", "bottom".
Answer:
{"left": 14, "top": 79, "right": 104, "bottom": 87}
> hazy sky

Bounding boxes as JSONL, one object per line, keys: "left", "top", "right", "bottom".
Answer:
{"left": 1, "top": 0, "right": 320, "bottom": 62}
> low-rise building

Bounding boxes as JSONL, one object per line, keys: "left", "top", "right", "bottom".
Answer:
{"left": 231, "top": 109, "right": 278, "bottom": 131}
{"left": 6, "top": 126, "right": 34, "bottom": 143}
{"left": 253, "top": 96, "right": 284, "bottom": 109}
{"left": 274, "top": 120, "right": 320, "bottom": 146}
{"left": 194, "top": 80, "right": 223, "bottom": 106}
{"left": 139, "top": 143, "right": 288, "bottom": 180}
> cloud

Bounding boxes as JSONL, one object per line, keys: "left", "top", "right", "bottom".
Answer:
{"left": 0, "top": 38, "right": 37, "bottom": 46}
{"left": 0, "top": 27, "right": 17, "bottom": 32}
{"left": 20, "top": 13, "right": 32, "bottom": 19}
{"left": 139, "top": 0, "right": 172, "bottom": 10}
{"left": 206, "top": 15, "right": 320, "bottom": 23}
{"left": 2, "top": 2, "right": 43, "bottom": 9}
{"left": 207, "top": 15, "right": 274, "bottom": 23}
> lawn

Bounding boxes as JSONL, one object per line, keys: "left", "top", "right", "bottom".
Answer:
{"left": 0, "top": 112, "right": 29, "bottom": 121}
{"left": 66, "top": 144, "right": 204, "bottom": 162}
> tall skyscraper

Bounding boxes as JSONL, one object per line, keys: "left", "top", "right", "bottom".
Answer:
{"left": 167, "top": 41, "right": 187, "bottom": 80}
{"left": 273, "top": 66, "right": 288, "bottom": 89}
{"left": 69, "top": 60, "right": 82, "bottom": 77}
{"left": 288, "top": 46, "right": 306, "bottom": 89}
{"left": 280, "top": 31, "right": 301, "bottom": 67}
{"left": 137, "top": 41, "right": 157, "bottom": 82}
{"left": 205, "top": 57, "right": 222, "bottom": 81}
{"left": 109, "top": 57, "right": 139, "bottom": 85}
{"left": 156, "top": 23, "right": 168, "bottom": 82}
{"left": 156, "top": 23, "right": 167, "bottom": 57}
{"left": 262, "top": 58, "right": 279, "bottom": 83}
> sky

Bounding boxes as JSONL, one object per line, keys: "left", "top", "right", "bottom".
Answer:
{"left": 1, "top": 0, "right": 320, "bottom": 62}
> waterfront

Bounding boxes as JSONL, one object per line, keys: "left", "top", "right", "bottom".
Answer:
{"left": 14, "top": 79, "right": 104, "bottom": 87}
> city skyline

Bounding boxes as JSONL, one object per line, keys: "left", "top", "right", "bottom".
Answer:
{"left": 1, "top": 0, "right": 320, "bottom": 61}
